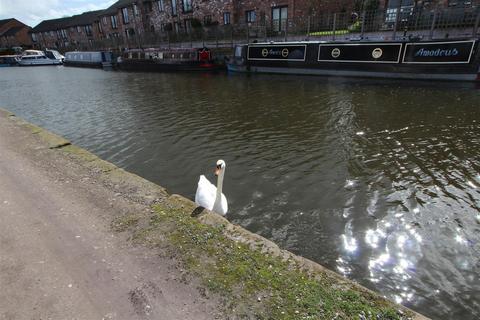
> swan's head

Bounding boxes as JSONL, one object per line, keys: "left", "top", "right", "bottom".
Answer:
{"left": 215, "top": 159, "right": 226, "bottom": 176}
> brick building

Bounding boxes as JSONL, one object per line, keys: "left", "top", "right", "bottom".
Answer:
{"left": 27, "top": 0, "right": 479, "bottom": 51}
{"left": 98, "top": 0, "right": 145, "bottom": 41}
{"left": 30, "top": 11, "right": 103, "bottom": 50}
{"left": 0, "top": 18, "right": 32, "bottom": 48}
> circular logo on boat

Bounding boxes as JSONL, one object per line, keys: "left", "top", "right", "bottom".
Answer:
{"left": 372, "top": 48, "right": 383, "bottom": 59}
{"left": 331, "top": 48, "right": 341, "bottom": 58}
{"left": 261, "top": 48, "right": 269, "bottom": 57}
{"left": 281, "top": 48, "right": 289, "bottom": 58}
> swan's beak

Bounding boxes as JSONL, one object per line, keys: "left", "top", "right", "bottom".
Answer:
{"left": 215, "top": 167, "right": 221, "bottom": 176}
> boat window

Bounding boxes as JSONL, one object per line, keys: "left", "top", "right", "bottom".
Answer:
{"left": 140, "top": 53, "right": 145, "bottom": 59}
{"left": 132, "top": 52, "right": 139, "bottom": 59}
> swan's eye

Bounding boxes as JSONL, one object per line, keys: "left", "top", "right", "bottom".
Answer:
{"left": 216, "top": 164, "right": 221, "bottom": 169}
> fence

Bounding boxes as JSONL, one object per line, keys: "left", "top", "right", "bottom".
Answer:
{"left": 66, "top": 5, "right": 480, "bottom": 52}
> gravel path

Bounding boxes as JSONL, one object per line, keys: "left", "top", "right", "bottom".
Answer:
{"left": 0, "top": 111, "right": 219, "bottom": 320}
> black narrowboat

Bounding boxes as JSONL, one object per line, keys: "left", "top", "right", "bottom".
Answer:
{"left": 118, "top": 47, "right": 223, "bottom": 72}
{"left": 228, "top": 39, "right": 480, "bottom": 81}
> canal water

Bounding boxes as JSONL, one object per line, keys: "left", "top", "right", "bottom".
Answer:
{"left": 1, "top": 66, "right": 479, "bottom": 319}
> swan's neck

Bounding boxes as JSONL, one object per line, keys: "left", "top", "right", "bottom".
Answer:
{"left": 214, "top": 169, "right": 225, "bottom": 204}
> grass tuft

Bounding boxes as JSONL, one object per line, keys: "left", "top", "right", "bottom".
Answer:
{"left": 116, "top": 204, "right": 414, "bottom": 320}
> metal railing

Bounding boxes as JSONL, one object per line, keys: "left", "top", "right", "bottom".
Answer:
{"left": 48, "top": 5, "right": 480, "bottom": 53}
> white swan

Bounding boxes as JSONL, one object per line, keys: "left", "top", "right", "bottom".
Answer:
{"left": 195, "top": 159, "right": 228, "bottom": 215}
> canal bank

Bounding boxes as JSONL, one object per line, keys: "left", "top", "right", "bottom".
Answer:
{"left": 0, "top": 108, "right": 428, "bottom": 319}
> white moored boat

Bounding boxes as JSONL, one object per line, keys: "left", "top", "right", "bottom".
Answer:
{"left": 18, "top": 50, "right": 63, "bottom": 66}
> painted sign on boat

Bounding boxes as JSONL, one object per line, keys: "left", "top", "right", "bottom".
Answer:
{"left": 247, "top": 44, "right": 306, "bottom": 61}
{"left": 318, "top": 43, "right": 403, "bottom": 63}
{"left": 402, "top": 40, "right": 476, "bottom": 64}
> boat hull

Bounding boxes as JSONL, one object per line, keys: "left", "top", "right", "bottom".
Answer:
{"left": 119, "top": 59, "right": 224, "bottom": 73}
{"left": 229, "top": 40, "right": 480, "bottom": 82}
{"left": 64, "top": 61, "right": 103, "bottom": 68}
{"left": 228, "top": 64, "right": 479, "bottom": 81}
{"left": 18, "top": 60, "right": 62, "bottom": 66}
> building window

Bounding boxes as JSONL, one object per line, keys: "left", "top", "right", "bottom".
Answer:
{"left": 97, "top": 22, "right": 103, "bottom": 33}
{"left": 272, "top": 6, "right": 288, "bottom": 32}
{"left": 448, "top": 0, "right": 472, "bottom": 6}
{"left": 58, "top": 29, "right": 68, "bottom": 39}
{"left": 133, "top": 3, "right": 139, "bottom": 15}
{"left": 204, "top": 15, "right": 212, "bottom": 25}
{"left": 125, "top": 28, "right": 135, "bottom": 38}
{"left": 158, "top": 0, "right": 165, "bottom": 11}
{"left": 246, "top": 10, "right": 256, "bottom": 23}
{"left": 122, "top": 8, "right": 129, "bottom": 24}
{"left": 223, "top": 12, "right": 231, "bottom": 25}
{"left": 102, "top": 16, "right": 108, "bottom": 25}
{"left": 145, "top": 1, "right": 153, "bottom": 12}
{"left": 183, "top": 0, "right": 192, "bottom": 13}
{"left": 184, "top": 19, "right": 192, "bottom": 33}
{"left": 31, "top": 33, "right": 37, "bottom": 42}
{"left": 84, "top": 25, "right": 93, "bottom": 37}
{"left": 111, "top": 15, "right": 118, "bottom": 28}
{"left": 385, "top": 0, "right": 415, "bottom": 24}
{"left": 171, "top": 0, "right": 178, "bottom": 16}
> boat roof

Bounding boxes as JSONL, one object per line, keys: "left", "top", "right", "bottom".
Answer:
{"left": 65, "top": 51, "right": 105, "bottom": 54}
{"left": 244, "top": 38, "right": 478, "bottom": 46}
{"left": 125, "top": 47, "right": 207, "bottom": 52}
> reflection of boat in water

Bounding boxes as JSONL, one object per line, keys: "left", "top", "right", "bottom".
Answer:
{"left": 118, "top": 47, "right": 224, "bottom": 72}
{"left": 17, "top": 50, "right": 62, "bottom": 66}
{"left": 0, "top": 55, "right": 19, "bottom": 67}
{"left": 64, "top": 51, "right": 113, "bottom": 69}
{"left": 228, "top": 39, "right": 480, "bottom": 81}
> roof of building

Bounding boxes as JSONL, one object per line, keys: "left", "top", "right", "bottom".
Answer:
{"left": 0, "top": 18, "right": 29, "bottom": 29}
{"left": 1, "top": 26, "right": 29, "bottom": 37}
{"left": 68, "top": 10, "right": 104, "bottom": 27}
{"left": 31, "top": 10, "right": 104, "bottom": 33}
{"left": 102, "top": 0, "right": 137, "bottom": 15}
{"left": 0, "top": 18, "right": 15, "bottom": 28}
{"left": 31, "top": 17, "right": 70, "bottom": 33}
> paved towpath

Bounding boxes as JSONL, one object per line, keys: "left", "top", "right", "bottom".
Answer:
{"left": 0, "top": 111, "right": 219, "bottom": 320}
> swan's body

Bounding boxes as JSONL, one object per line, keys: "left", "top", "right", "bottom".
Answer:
{"left": 195, "top": 160, "right": 228, "bottom": 215}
